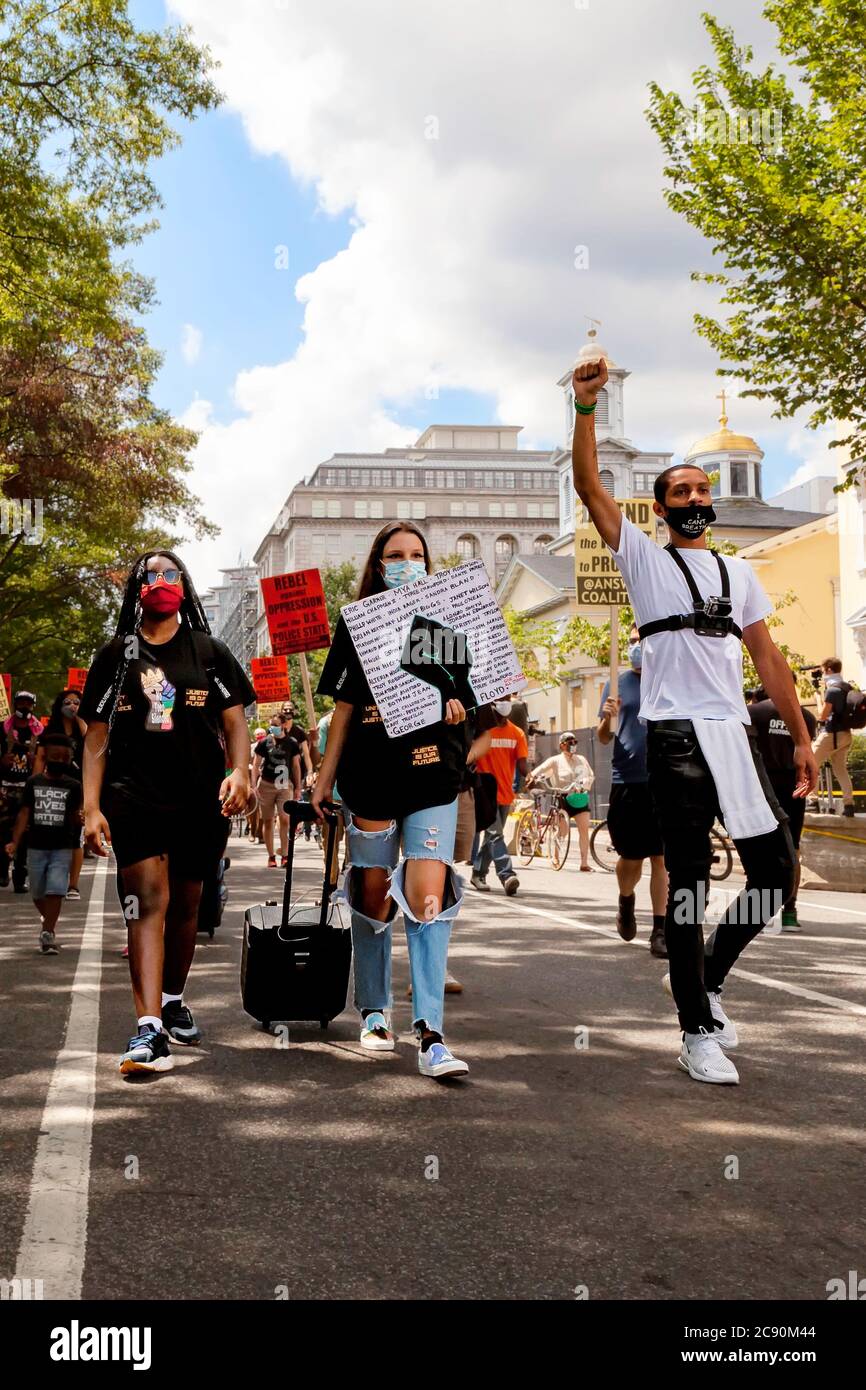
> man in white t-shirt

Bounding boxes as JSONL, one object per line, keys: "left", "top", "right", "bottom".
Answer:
{"left": 571, "top": 355, "right": 818, "bottom": 1088}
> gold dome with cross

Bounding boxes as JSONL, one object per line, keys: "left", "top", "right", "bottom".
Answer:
{"left": 686, "top": 390, "right": 762, "bottom": 458}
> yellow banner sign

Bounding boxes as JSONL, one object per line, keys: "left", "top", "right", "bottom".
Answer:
{"left": 574, "top": 498, "right": 661, "bottom": 606}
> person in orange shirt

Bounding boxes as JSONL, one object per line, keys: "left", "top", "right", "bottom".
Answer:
{"left": 470, "top": 700, "right": 528, "bottom": 896}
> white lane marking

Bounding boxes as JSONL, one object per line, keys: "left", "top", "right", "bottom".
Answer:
{"left": 794, "top": 897, "right": 866, "bottom": 920}
{"left": 484, "top": 893, "right": 866, "bottom": 1020}
{"left": 15, "top": 856, "right": 108, "bottom": 1299}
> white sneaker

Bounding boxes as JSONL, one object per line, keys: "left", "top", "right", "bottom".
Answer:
{"left": 359, "top": 1012, "right": 395, "bottom": 1052}
{"left": 418, "top": 1040, "right": 469, "bottom": 1079}
{"left": 707, "top": 991, "right": 738, "bottom": 1049}
{"left": 678, "top": 1028, "right": 739, "bottom": 1085}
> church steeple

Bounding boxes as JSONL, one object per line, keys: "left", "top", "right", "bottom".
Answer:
{"left": 685, "top": 392, "right": 765, "bottom": 500}
{"left": 558, "top": 319, "right": 630, "bottom": 445}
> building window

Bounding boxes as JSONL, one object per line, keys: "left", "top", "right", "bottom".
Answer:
{"left": 465, "top": 501, "right": 479, "bottom": 516}
{"left": 397, "top": 500, "right": 410, "bottom": 518}
{"left": 731, "top": 460, "right": 749, "bottom": 496}
{"left": 348, "top": 469, "right": 361, "bottom": 488}
{"left": 327, "top": 500, "right": 341, "bottom": 518}
{"left": 633, "top": 472, "right": 657, "bottom": 497}
{"left": 504, "top": 502, "right": 518, "bottom": 517}
{"left": 523, "top": 472, "right": 534, "bottom": 489}
{"left": 450, "top": 501, "right": 464, "bottom": 516}
{"left": 354, "top": 500, "right": 368, "bottom": 518}
{"left": 411, "top": 501, "right": 426, "bottom": 519}
{"left": 311, "top": 500, "right": 326, "bottom": 517}
{"left": 542, "top": 501, "right": 557, "bottom": 518}
{"left": 595, "top": 387, "right": 610, "bottom": 428}
{"left": 494, "top": 534, "right": 517, "bottom": 582}
{"left": 370, "top": 500, "right": 383, "bottom": 518}
{"left": 527, "top": 502, "right": 540, "bottom": 518}
{"left": 456, "top": 534, "right": 479, "bottom": 560}
{"left": 489, "top": 502, "right": 502, "bottom": 517}
{"left": 599, "top": 469, "right": 615, "bottom": 497}
{"left": 473, "top": 471, "right": 485, "bottom": 489}
{"left": 534, "top": 534, "right": 554, "bottom": 553}
{"left": 454, "top": 471, "right": 466, "bottom": 489}
{"left": 493, "top": 471, "right": 505, "bottom": 490}
{"left": 753, "top": 461, "right": 762, "bottom": 498}
{"left": 504, "top": 472, "right": 516, "bottom": 489}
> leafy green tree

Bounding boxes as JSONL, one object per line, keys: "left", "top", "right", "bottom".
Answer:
{"left": 0, "top": 325, "right": 214, "bottom": 703}
{"left": 646, "top": 0, "right": 866, "bottom": 482}
{"left": 502, "top": 605, "right": 577, "bottom": 690}
{"left": 0, "top": 0, "right": 220, "bottom": 342}
{"left": 561, "top": 605, "right": 635, "bottom": 669}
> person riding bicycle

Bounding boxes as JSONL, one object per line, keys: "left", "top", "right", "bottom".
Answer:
{"left": 525, "top": 732, "right": 594, "bottom": 871}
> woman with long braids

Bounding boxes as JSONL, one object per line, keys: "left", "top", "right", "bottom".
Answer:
{"left": 312, "top": 521, "right": 474, "bottom": 1080}
{"left": 80, "top": 551, "right": 255, "bottom": 1075}
{"left": 32, "top": 688, "right": 88, "bottom": 898}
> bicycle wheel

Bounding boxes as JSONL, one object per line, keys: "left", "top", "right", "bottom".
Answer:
{"left": 709, "top": 829, "right": 733, "bottom": 880}
{"left": 589, "top": 820, "right": 617, "bottom": 872}
{"left": 517, "top": 808, "right": 541, "bottom": 867}
{"left": 548, "top": 809, "right": 571, "bottom": 870}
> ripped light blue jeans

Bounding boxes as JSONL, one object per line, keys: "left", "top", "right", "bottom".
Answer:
{"left": 338, "top": 799, "right": 463, "bottom": 1037}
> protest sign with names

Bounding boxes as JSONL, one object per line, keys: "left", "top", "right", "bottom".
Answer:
{"left": 340, "top": 560, "right": 525, "bottom": 738}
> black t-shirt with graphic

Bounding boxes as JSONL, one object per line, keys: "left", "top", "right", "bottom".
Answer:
{"left": 748, "top": 699, "right": 817, "bottom": 778}
{"left": 22, "top": 773, "right": 83, "bottom": 850}
{"left": 254, "top": 733, "right": 301, "bottom": 785}
{"left": 79, "top": 627, "right": 255, "bottom": 813}
{"left": 316, "top": 614, "right": 468, "bottom": 819}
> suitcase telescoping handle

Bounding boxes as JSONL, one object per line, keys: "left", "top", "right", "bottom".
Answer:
{"left": 281, "top": 800, "right": 340, "bottom": 931}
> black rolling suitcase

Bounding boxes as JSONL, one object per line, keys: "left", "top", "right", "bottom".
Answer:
{"left": 240, "top": 802, "right": 351, "bottom": 1031}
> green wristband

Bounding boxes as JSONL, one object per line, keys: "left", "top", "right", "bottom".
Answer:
{"left": 574, "top": 398, "right": 597, "bottom": 415}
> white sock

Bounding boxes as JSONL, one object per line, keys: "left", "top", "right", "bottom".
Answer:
{"left": 138, "top": 1015, "right": 162, "bottom": 1031}
{"left": 161, "top": 992, "right": 183, "bottom": 1007}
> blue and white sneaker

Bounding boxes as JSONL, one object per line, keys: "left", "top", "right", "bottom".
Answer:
{"left": 418, "top": 1040, "right": 469, "bottom": 1079}
{"left": 120, "top": 1025, "right": 173, "bottom": 1075}
{"left": 359, "top": 1011, "right": 395, "bottom": 1051}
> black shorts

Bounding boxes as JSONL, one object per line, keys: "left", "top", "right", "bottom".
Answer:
{"left": 768, "top": 773, "right": 806, "bottom": 848}
{"left": 104, "top": 791, "right": 230, "bottom": 880}
{"left": 607, "top": 782, "right": 664, "bottom": 861}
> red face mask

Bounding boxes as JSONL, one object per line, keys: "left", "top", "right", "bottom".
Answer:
{"left": 140, "top": 581, "right": 183, "bottom": 616}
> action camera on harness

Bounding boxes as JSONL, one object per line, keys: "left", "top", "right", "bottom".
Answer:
{"left": 637, "top": 546, "right": 741, "bottom": 643}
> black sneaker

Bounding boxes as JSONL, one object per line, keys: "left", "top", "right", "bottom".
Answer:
{"left": 616, "top": 895, "right": 637, "bottom": 941}
{"left": 649, "top": 926, "right": 668, "bottom": 958}
{"left": 161, "top": 1000, "right": 202, "bottom": 1046}
{"left": 120, "top": 1025, "right": 173, "bottom": 1075}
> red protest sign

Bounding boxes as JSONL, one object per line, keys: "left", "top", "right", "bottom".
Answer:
{"left": 261, "top": 568, "right": 331, "bottom": 657}
{"left": 67, "top": 667, "right": 89, "bottom": 693}
{"left": 250, "top": 656, "right": 291, "bottom": 703}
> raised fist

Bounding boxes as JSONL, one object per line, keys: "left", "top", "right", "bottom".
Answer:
{"left": 572, "top": 356, "right": 608, "bottom": 407}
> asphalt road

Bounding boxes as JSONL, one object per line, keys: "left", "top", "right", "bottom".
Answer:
{"left": 2, "top": 830, "right": 865, "bottom": 1301}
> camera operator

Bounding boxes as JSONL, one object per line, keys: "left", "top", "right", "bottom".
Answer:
{"left": 811, "top": 658, "right": 856, "bottom": 818}
{"left": 571, "top": 355, "right": 817, "bottom": 1088}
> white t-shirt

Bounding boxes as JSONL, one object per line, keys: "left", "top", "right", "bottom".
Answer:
{"left": 610, "top": 517, "right": 772, "bottom": 723}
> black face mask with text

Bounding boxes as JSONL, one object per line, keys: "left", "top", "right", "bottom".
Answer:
{"left": 663, "top": 502, "right": 716, "bottom": 539}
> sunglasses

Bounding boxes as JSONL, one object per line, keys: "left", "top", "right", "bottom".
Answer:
{"left": 144, "top": 568, "right": 182, "bottom": 586}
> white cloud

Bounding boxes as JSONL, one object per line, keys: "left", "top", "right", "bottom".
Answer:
{"left": 181, "top": 323, "right": 203, "bottom": 365}
{"left": 165, "top": 0, "right": 803, "bottom": 585}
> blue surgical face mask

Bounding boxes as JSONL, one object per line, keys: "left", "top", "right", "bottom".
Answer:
{"left": 268, "top": 724, "right": 281, "bottom": 735}
{"left": 382, "top": 559, "right": 426, "bottom": 589}
{"left": 628, "top": 641, "right": 642, "bottom": 670}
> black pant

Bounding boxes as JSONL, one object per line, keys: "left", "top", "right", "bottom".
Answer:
{"left": 647, "top": 720, "right": 795, "bottom": 1034}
